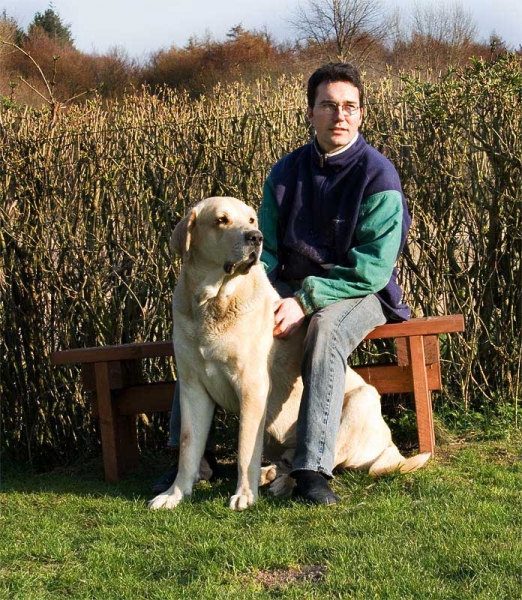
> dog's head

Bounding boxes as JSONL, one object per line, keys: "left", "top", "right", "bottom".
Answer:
{"left": 170, "top": 197, "right": 263, "bottom": 275}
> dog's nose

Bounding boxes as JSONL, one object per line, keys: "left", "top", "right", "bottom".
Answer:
{"left": 245, "top": 230, "right": 263, "bottom": 247}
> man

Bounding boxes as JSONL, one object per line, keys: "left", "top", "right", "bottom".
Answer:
{"left": 258, "top": 62, "right": 410, "bottom": 504}
{"left": 153, "top": 62, "right": 410, "bottom": 505}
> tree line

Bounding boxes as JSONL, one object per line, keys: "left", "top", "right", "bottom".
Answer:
{"left": 1, "top": 1, "right": 519, "bottom": 107}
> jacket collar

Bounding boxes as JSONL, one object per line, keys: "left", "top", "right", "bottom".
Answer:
{"left": 313, "top": 133, "right": 360, "bottom": 168}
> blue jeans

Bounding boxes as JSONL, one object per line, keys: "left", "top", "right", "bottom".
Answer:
{"left": 168, "top": 294, "right": 386, "bottom": 477}
{"left": 291, "top": 295, "right": 386, "bottom": 477}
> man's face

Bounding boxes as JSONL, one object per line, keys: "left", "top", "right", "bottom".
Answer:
{"left": 307, "top": 81, "right": 363, "bottom": 154}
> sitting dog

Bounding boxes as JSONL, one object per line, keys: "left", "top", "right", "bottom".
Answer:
{"left": 149, "top": 197, "right": 430, "bottom": 510}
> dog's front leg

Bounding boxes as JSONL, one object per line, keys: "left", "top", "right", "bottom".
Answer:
{"left": 229, "top": 377, "right": 269, "bottom": 511}
{"left": 149, "top": 383, "right": 214, "bottom": 510}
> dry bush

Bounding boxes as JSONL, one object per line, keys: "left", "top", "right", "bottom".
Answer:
{"left": 141, "top": 28, "right": 297, "bottom": 95}
{"left": 1, "top": 56, "right": 520, "bottom": 465}
{"left": 364, "top": 54, "right": 522, "bottom": 414}
{"left": 1, "top": 28, "right": 138, "bottom": 106}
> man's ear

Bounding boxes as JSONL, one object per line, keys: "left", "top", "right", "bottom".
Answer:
{"left": 169, "top": 208, "right": 197, "bottom": 258}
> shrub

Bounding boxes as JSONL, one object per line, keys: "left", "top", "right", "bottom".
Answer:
{"left": 1, "top": 56, "right": 521, "bottom": 466}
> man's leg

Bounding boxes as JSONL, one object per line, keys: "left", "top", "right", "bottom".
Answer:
{"left": 291, "top": 295, "right": 386, "bottom": 504}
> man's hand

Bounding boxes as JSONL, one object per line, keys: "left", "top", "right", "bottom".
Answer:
{"left": 273, "top": 297, "right": 306, "bottom": 338}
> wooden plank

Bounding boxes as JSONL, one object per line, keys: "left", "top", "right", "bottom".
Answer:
{"left": 396, "top": 337, "right": 409, "bottom": 367}
{"left": 91, "top": 382, "right": 176, "bottom": 417}
{"left": 116, "top": 382, "right": 176, "bottom": 415}
{"left": 94, "top": 362, "right": 122, "bottom": 481}
{"left": 50, "top": 315, "right": 464, "bottom": 366}
{"left": 395, "top": 335, "right": 440, "bottom": 367}
{"left": 352, "top": 363, "right": 441, "bottom": 394}
{"left": 365, "top": 314, "right": 464, "bottom": 340}
{"left": 118, "top": 415, "right": 140, "bottom": 473}
{"left": 90, "top": 365, "right": 442, "bottom": 421}
{"left": 423, "top": 336, "right": 440, "bottom": 366}
{"left": 51, "top": 340, "right": 174, "bottom": 365}
{"left": 82, "top": 360, "right": 143, "bottom": 392}
{"left": 82, "top": 362, "right": 125, "bottom": 392}
{"left": 408, "top": 336, "right": 436, "bottom": 455}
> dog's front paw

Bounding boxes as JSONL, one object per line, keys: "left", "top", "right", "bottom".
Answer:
{"left": 229, "top": 489, "right": 256, "bottom": 511}
{"left": 148, "top": 490, "right": 184, "bottom": 510}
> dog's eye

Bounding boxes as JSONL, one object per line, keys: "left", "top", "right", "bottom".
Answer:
{"left": 249, "top": 217, "right": 256, "bottom": 225}
{"left": 215, "top": 216, "right": 229, "bottom": 226}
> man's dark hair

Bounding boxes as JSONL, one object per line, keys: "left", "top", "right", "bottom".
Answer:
{"left": 307, "top": 62, "right": 364, "bottom": 109}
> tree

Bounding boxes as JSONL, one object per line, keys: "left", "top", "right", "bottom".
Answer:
{"left": 488, "top": 33, "right": 509, "bottom": 58}
{"left": 0, "top": 10, "right": 25, "bottom": 47}
{"left": 28, "top": 5, "right": 74, "bottom": 47}
{"left": 289, "top": 0, "right": 388, "bottom": 63}
{"left": 142, "top": 26, "right": 292, "bottom": 95}
{"left": 387, "top": 1, "right": 483, "bottom": 71}
{"left": 410, "top": 1, "right": 476, "bottom": 49}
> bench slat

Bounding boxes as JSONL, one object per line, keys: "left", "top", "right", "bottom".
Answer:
{"left": 50, "top": 315, "right": 465, "bottom": 365}
{"left": 353, "top": 363, "right": 441, "bottom": 394}
{"left": 365, "top": 315, "right": 464, "bottom": 340}
{"left": 88, "top": 363, "right": 442, "bottom": 418}
{"left": 51, "top": 340, "right": 174, "bottom": 365}
{"left": 91, "top": 382, "right": 176, "bottom": 417}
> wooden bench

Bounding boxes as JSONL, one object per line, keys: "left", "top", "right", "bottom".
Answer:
{"left": 51, "top": 314, "right": 464, "bottom": 481}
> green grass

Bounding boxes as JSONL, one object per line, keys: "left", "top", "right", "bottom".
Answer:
{"left": 1, "top": 435, "right": 522, "bottom": 599}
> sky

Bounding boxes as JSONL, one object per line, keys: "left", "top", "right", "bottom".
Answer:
{"left": 2, "top": 0, "right": 521, "bottom": 61}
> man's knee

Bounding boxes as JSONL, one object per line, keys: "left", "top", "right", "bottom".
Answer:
{"left": 304, "top": 296, "right": 385, "bottom": 357}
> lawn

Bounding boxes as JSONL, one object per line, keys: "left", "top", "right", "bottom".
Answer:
{"left": 1, "top": 434, "right": 521, "bottom": 599}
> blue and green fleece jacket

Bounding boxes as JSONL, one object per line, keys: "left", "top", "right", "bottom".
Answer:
{"left": 259, "top": 134, "right": 411, "bottom": 322}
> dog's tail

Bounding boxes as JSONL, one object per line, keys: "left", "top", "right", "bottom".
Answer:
{"left": 369, "top": 446, "right": 431, "bottom": 477}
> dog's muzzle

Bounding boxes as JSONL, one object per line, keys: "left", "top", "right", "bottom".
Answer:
{"left": 223, "top": 229, "right": 263, "bottom": 275}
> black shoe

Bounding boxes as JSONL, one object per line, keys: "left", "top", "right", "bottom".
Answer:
{"left": 291, "top": 470, "right": 340, "bottom": 505}
{"left": 151, "top": 450, "right": 219, "bottom": 494}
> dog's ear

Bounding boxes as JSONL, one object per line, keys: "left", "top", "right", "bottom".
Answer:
{"left": 169, "top": 209, "right": 197, "bottom": 258}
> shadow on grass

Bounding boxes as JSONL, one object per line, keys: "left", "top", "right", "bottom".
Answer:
{"left": 3, "top": 444, "right": 413, "bottom": 510}
{"left": 2, "top": 452, "right": 371, "bottom": 509}
{"left": 1, "top": 451, "right": 245, "bottom": 506}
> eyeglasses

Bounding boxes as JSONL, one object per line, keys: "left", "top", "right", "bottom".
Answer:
{"left": 316, "top": 102, "right": 361, "bottom": 116}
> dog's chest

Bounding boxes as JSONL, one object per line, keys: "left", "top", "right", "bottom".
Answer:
{"left": 198, "top": 356, "right": 241, "bottom": 413}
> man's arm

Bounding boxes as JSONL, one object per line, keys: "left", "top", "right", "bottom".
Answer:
{"left": 258, "top": 176, "right": 279, "bottom": 278}
{"left": 295, "top": 190, "right": 404, "bottom": 314}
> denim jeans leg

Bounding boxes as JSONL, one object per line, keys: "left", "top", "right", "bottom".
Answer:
{"left": 291, "top": 294, "right": 387, "bottom": 478}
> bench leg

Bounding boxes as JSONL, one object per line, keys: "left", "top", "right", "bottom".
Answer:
{"left": 408, "top": 336, "right": 436, "bottom": 455}
{"left": 95, "top": 362, "right": 128, "bottom": 481}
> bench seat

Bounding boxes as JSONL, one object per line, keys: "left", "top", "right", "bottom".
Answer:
{"left": 51, "top": 315, "right": 464, "bottom": 481}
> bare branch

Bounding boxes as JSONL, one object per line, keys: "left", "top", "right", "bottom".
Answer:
{"left": 0, "top": 38, "right": 56, "bottom": 106}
